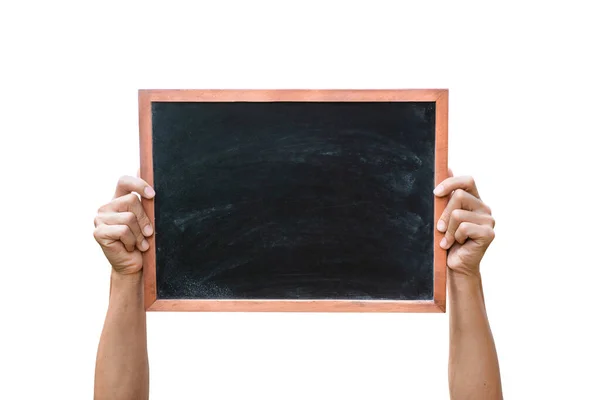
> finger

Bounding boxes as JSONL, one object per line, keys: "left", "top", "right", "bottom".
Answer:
{"left": 94, "top": 224, "right": 137, "bottom": 252}
{"left": 114, "top": 175, "right": 155, "bottom": 200}
{"left": 95, "top": 212, "right": 149, "bottom": 251}
{"left": 440, "top": 210, "right": 495, "bottom": 249}
{"left": 437, "top": 189, "right": 491, "bottom": 233}
{"left": 453, "top": 222, "right": 495, "bottom": 248}
{"left": 448, "top": 168, "right": 454, "bottom": 178}
{"left": 99, "top": 193, "right": 154, "bottom": 237}
{"left": 433, "top": 175, "right": 480, "bottom": 199}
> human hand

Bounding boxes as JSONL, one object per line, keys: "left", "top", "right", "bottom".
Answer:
{"left": 434, "top": 170, "right": 495, "bottom": 277}
{"left": 93, "top": 176, "right": 155, "bottom": 275}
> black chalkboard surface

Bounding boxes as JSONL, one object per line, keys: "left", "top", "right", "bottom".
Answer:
{"left": 139, "top": 90, "right": 448, "bottom": 312}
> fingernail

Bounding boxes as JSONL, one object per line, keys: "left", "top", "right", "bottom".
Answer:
{"left": 143, "top": 225, "right": 153, "bottom": 236}
{"left": 440, "top": 237, "right": 448, "bottom": 249}
{"left": 433, "top": 184, "right": 444, "bottom": 196}
{"left": 141, "top": 239, "right": 149, "bottom": 251}
{"left": 437, "top": 219, "right": 446, "bottom": 232}
{"left": 144, "top": 186, "right": 155, "bottom": 198}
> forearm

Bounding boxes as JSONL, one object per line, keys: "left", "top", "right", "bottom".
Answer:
{"left": 94, "top": 271, "right": 149, "bottom": 400}
{"left": 448, "top": 270, "right": 502, "bottom": 400}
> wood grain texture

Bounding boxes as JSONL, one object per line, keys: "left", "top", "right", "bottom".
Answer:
{"left": 148, "top": 299, "right": 443, "bottom": 312}
{"left": 139, "top": 91, "right": 157, "bottom": 310}
{"left": 140, "top": 89, "right": 445, "bottom": 102}
{"left": 138, "top": 89, "right": 449, "bottom": 312}
{"left": 433, "top": 90, "right": 449, "bottom": 312}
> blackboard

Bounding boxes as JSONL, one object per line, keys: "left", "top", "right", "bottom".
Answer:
{"left": 139, "top": 90, "right": 448, "bottom": 312}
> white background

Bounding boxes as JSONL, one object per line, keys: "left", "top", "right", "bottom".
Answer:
{"left": 1, "top": 1, "right": 599, "bottom": 399}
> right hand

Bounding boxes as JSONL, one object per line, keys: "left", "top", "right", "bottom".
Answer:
{"left": 93, "top": 176, "right": 155, "bottom": 275}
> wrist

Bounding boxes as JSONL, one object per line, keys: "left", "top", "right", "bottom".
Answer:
{"left": 110, "top": 270, "right": 143, "bottom": 292}
{"left": 448, "top": 269, "right": 482, "bottom": 293}
{"left": 449, "top": 268, "right": 480, "bottom": 281}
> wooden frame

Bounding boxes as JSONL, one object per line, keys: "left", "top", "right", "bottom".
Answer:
{"left": 139, "top": 89, "right": 449, "bottom": 312}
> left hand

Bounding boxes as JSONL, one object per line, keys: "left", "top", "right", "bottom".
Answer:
{"left": 433, "top": 170, "right": 495, "bottom": 277}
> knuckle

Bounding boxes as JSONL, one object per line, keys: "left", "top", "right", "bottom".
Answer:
{"left": 489, "top": 216, "right": 496, "bottom": 228}
{"left": 117, "top": 225, "right": 130, "bottom": 237}
{"left": 124, "top": 193, "right": 139, "bottom": 206}
{"left": 454, "top": 189, "right": 465, "bottom": 200}
{"left": 453, "top": 227, "right": 465, "bottom": 242}
{"left": 466, "top": 176, "right": 475, "bottom": 187}
{"left": 118, "top": 175, "right": 130, "bottom": 186}
{"left": 107, "top": 197, "right": 121, "bottom": 209}
{"left": 93, "top": 216, "right": 101, "bottom": 227}
{"left": 450, "top": 209, "right": 463, "bottom": 222}
{"left": 124, "top": 212, "right": 137, "bottom": 224}
{"left": 138, "top": 210, "right": 150, "bottom": 222}
{"left": 440, "top": 212, "right": 451, "bottom": 225}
